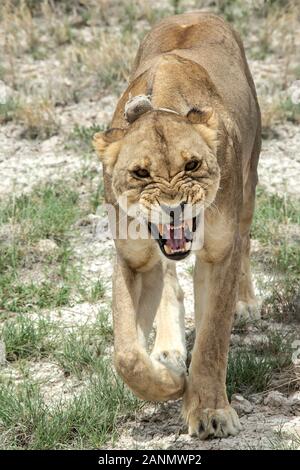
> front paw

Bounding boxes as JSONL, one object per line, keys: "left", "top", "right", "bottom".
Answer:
{"left": 184, "top": 404, "right": 241, "bottom": 439}
{"left": 151, "top": 349, "right": 187, "bottom": 375}
{"left": 183, "top": 383, "right": 241, "bottom": 439}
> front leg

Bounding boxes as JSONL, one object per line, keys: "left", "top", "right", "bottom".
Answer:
{"left": 151, "top": 261, "right": 187, "bottom": 375}
{"left": 183, "top": 239, "right": 242, "bottom": 439}
{"left": 112, "top": 257, "right": 186, "bottom": 402}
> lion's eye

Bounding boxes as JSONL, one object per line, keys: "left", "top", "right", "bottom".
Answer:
{"left": 185, "top": 159, "right": 200, "bottom": 172}
{"left": 132, "top": 168, "right": 150, "bottom": 179}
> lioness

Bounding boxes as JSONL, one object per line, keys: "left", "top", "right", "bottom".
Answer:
{"left": 94, "top": 12, "right": 261, "bottom": 439}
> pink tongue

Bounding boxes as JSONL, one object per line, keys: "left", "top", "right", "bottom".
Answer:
{"left": 165, "top": 226, "right": 185, "bottom": 251}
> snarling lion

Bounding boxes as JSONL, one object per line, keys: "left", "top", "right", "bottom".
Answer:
{"left": 94, "top": 12, "right": 261, "bottom": 439}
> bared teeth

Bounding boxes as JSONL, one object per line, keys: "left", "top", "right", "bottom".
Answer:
{"left": 185, "top": 219, "right": 193, "bottom": 232}
{"left": 163, "top": 240, "right": 192, "bottom": 255}
{"left": 185, "top": 241, "right": 191, "bottom": 251}
{"left": 164, "top": 244, "right": 172, "bottom": 254}
{"left": 157, "top": 224, "right": 164, "bottom": 236}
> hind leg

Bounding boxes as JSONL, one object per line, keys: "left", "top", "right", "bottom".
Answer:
{"left": 236, "top": 232, "right": 260, "bottom": 322}
{"left": 236, "top": 160, "right": 260, "bottom": 323}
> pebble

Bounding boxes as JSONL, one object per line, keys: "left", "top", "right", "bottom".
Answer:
{"left": 288, "top": 392, "right": 300, "bottom": 413}
{"left": 231, "top": 394, "right": 254, "bottom": 416}
{"left": 264, "top": 391, "right": 289, "bottom": 408}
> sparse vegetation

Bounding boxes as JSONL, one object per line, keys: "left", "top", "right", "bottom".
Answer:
{"left": 1, "top": 314, "right": 56, "bottom": 361}
{"left": 70, "top": 124, "right": 106, "bottom": 154}
{"left": 278, "top": 97, "right": 300, "bottom": 124}
{"left": 54, "top": 313, "right": 111, "bottom": 378}
{"left": 270, "top": 428, "right": 300, "bottom": 450}
{"left": 252, "top": 187, "right": 300, "bottom": 275}
{"left": 0, "top": 181, "right": 106, "bottom": 313}
{"left": 0, "top": 278, "right": 72, "bottom": 313}
{"left": 0, "top": 363, "right": 139, "bottom": 449}
{"left": 17, "top": 99, "right": 60, "bottom": 140}
{"left": 261, "top": 278, "right": 299, "bottom": 323}
{"left": 0, "top": 183, "right": 79, "bottom": 244}
{"left": 0, "top": 97, "right": 19, "bottom": 124}
{"left": 227, "top": 329, "right": 295, "bottom": 398}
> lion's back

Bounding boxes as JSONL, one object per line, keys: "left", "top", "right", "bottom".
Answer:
{"left": 132, "top": 11, "right": 260, "bottom": 164}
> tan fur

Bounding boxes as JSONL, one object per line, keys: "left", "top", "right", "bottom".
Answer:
{"left": 94, "top": 12, "right": 261, "bottom": 439}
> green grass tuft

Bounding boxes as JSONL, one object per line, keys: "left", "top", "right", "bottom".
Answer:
{"left": 227, "top": 330, "right": 295, "bottom": 398}
{"left": 261, "top": 277, "right": 299, "bottom": 323}
{"left": 0, "top": 184, "right": 79, "bottom": 245}
{"left": 54, "top": 310, "right": 112, "bottom": 378}
{"left": 0, "top": 362, "right": 139, "bottom": 449}
{"left": 278, "top": 97, "right": 300, "bottom": 124}
{"left": 0, "top": 98, "right": 19, "bottom": 124}
{"left": 252, "top": 187, "right": 300, "bottom": 275}
{"left": 1, "top": 314, "right": 56, "bottom": 361}
{"left": 0, "top": 278, "right": 71, "bottom": 313}
{"left": 70, "top": 124, "right": 106, "bottom": 154}
{"left": 0, "top": 182, "right": 103, "bottom": 313}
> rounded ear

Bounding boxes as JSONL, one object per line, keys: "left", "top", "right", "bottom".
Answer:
{"left": 186, "top": 106, "right": 218, "bottom": 152}
{"left": 124, "top": 94, "right": 153, "bottom": 123}
{"left": 186, "top": 106, "right": 217, "bottom": 127}
{"left": 93, "top": 128, "right": 126, "bottom": 173}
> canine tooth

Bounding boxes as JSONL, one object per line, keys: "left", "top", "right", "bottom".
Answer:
{"left": 185, "top": 219, "right": 193, "bottom": 231}
{"left": 158, "top": 224, "right": 164, "bottom": 236}
{"left": 185, "top": 241, "right": 192, "bottom": 251}
{"left": 164, "top": 244, "right": 172, "bottom": 254}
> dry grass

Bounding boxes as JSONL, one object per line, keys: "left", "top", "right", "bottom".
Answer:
{"left": 251, "top": 1, "right": 300, "bottom": 134}
{"left": 16, "top": 99, "right": 59, "bottom": 139}
{"left": 0, "top": 0, "right": 149, "bottom": 136}
{"left": 0, "top": 0, "right": 299, "bottom": 138}
{"left": 270, "top": 364, "right": 300, "bottom": 395}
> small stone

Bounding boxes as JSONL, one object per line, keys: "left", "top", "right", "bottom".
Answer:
{"left": 288, "top": 392, "right": 300, "bottom": 413}
{"left": 231, "top": 394, "right": 254, "bottom": 416}
{"left": 40, "top": 135, "right": 59, "bottom": 152}
{"left": 249, "top": 394, "right": 264, "bottom": 405}
{"left": 264, "top": 391, "right": 289, "bottom": 408}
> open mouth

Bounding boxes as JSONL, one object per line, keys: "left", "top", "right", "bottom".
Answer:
{"left": 148, "top": 217, "right": 199, "bottom": 260}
